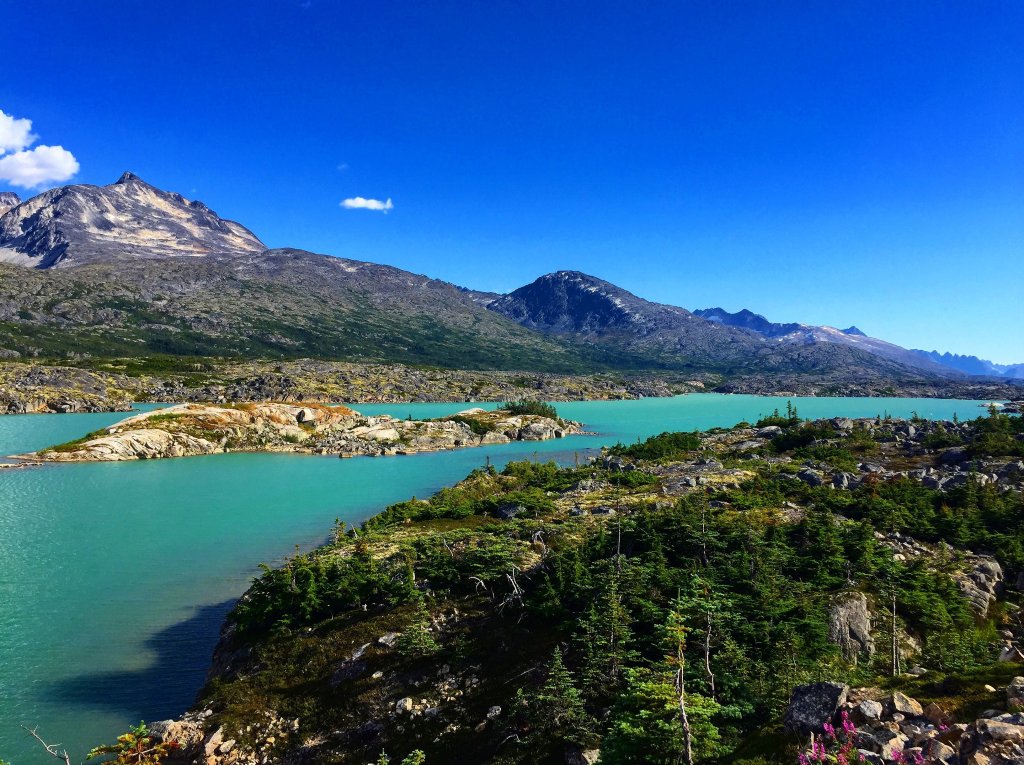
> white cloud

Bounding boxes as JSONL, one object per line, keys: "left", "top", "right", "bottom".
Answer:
{"left": 341, "top": 196, "right": 394, "bottom": 212}
{"left": 0, "top": 110, "right": 36, "bottom": 154}
{"left": 0, "top": 109, "right": 79, "bottom": 189}
{"left": 0, "top": 145, "right": 80, "bottom": 188}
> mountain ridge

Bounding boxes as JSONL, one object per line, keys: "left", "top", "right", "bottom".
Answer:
{"left": 0, "top": 173, "right": 1013, "bottom": 386}
{"left": 912, "top": 349, "right": 1024, "bottom": 379}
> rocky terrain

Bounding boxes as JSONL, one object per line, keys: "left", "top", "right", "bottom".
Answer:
{"left": 913, "top": 351, "right": 1024, "bottom": 381}
{"left": 694, "top": 306, "right": 957, "bottom": 375}
{"left": 0, "top": 191, "right": 20, "bottom": 217}
{"left": 486, "top": 271, "right": 936, "bottom": 379}
{"left": 714, "top": 372, "right": 1021, "bottom": 400}
{"left": 0, "top": 363, "right": 135, "bottom": 413}
{"left": 27, "top": 402, "right": 582, "bottom": 462}
{"left": 0, "top": 172, "right": 264, "bottom": 268}
{"left": 3, "top": 359, "right": 1017, "bottom": 418}
{"left": 0, "top": 359, "right": 701, "bottom": 414}
{"left": 134, "top": 408, "right": 1023, "bottom": 764}
{"left": 785, "top": 680, "right": 1024, "bottom": 764}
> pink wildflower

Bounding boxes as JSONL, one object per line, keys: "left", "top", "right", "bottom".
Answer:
{"left": 841, "top": 711, "right": 856, "bottom": 734}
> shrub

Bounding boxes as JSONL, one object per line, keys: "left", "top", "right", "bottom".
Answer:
{"left": 609, "top": 431, "right": 701, "bottom": 461}
{"left": 504, "top": 399, "right": 559, "bottom": 419}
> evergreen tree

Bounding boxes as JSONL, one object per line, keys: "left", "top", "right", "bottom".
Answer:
{"left": 395, "top": 594, "right": 439, "bottom": 656}
{"left": 530, "top": 647, "right": 590, "bottom": 744}
{"left": 577, "top": 578, "right": 635, "bottom": 701}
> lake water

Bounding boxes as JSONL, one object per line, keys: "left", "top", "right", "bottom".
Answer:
{"left": 0, "top": 394, "right": 997, "bottom": 762}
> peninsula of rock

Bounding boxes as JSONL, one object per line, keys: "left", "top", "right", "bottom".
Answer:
{"left": 28, "top": 402, "right": 582, "bottom": 462}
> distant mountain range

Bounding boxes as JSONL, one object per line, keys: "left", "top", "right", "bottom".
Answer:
{"left": 0, "top": 173, "right": 1018, "bottom": 385}
{"left": 692, "top": 306, "right": 1021, "bottom": 380}
{"left": 910, "top": 350, "right": 1024, "bottom": 380}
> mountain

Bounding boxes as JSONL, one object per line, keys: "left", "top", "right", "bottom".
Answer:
{"left": 694, "top": 306, "right": 956, "bottom": 375}
{"left": 0, "top": 191, "right": 20, "bottom": 217}
{"left": 0, "top": 173, "right": 972, "bottom": 383}
{"left": 0, "top": 174, "right": 607, "bottom": 370}
{"left": 0, "top": 172, "right": 264, "bottom": 268}
{"left": 487, "top": 271, "right": 926, "bottom": 376}
{"left": 694, "top": 307, "right": 802, "bottom": 337}
{"left": 912, "top": 350, "right": 1024, "bottom": 379}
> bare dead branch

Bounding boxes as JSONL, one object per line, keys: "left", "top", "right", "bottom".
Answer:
{"left": 21, "top": 726, "right": 71, "bottom": 765}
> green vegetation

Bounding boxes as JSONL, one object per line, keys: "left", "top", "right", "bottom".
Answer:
{"left": 608, "top": 431, "right": 701, "bottom": 461}
{"left": 87, "top": 722, "right": 178, "bottom": 764}
{"left": 44, "top": 428, "right": 110, "bottom": 453}
{"left": 504, "top": 399, "right": 560, "bottom": 419}
{"left": 185, "top": 410, "right": 1021, "bottom": 763}
{"left": 443, "top": 414, "right": 495, "bottom": 436}
{"left": 755, "top": 401, "right": 801, "bottom": 428}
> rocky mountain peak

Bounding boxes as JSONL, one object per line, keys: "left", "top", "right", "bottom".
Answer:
{"left": 694, "top": 306, "right": 802, "bottom": 338}
{"left": 0, "top": 174, "right": 266, "bottom": 268}
{"left": 0, "top": 191, "right": 20, "bottom": 216}
{"left": 488, "top": 270, "right": 690, "bottom": 335}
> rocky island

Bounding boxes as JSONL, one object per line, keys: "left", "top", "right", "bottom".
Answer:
{"left": 27, "top": 401, "right": 582, "bottom": 462}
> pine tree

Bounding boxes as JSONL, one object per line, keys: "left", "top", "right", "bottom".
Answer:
{"left": 578, "top": 578, "right": 635, "bottom": 700}
{"left": 395, "top": 594, "right": 439, "bottom": 656}
{"left": 531, "top": 647, "right": 590, "bottom": 744}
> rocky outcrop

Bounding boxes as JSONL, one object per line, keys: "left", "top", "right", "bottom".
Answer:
{"left": 790, "top": 682, "right": 1024, "bottom": 764}
{"left": 0, "top": 360, "right": 695, "bottom": 415}
{"left": 0, "top": 365, "right": 134, "bottom": 413}
{"left": 828, "top": 591, "right": 875, "bottom": 661}
{"left": 28, "top": 402, "right": 583, "bottom": 462}
{"left": 784, "top": 682, "right": 849, "bottom": 734}
{"left": 956, "top": 558, "right": 1004, "bottom": 617}
{"left": 0, "top": 172, "right": 265, "bottom": 268}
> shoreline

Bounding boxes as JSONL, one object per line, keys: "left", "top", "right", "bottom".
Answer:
{"left": 24, "top": 402, "right": 585, "bottom": 463}
{"left": 2, "top": 358, "right": 1021, "bottom": 416}
{"left": 149, "top": 410, "right": 1024, "bottom": 764}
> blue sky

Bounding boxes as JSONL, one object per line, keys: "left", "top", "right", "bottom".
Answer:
{"left": 2, "top": 1, "right": 1022, "bottom": 362}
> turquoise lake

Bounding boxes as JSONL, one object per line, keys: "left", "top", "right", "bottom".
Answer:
{"left": 0, "top": 394, "right": 1000, "bottom": 762}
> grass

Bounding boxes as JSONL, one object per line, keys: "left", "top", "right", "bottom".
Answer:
{"left": 44, "top": 428, "right": 109, "bottom": 453}
{"left": 877, "top": 662, "right": 1023, "bottom": 722}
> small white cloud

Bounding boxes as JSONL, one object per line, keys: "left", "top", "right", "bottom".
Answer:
{"left": 0, "top": 110, "right": 36, "bottom": 154}
{"left": 0, "top": 145, "right": 80, "bottom": 188}
{"left": 0, "top": 109, "right": 79, "bottom": 188}
{"left": 336, "top": 162, "right": 349, "bottom": 172}
{"left": 341, "top": 196, "right": 394, "bottom": 212}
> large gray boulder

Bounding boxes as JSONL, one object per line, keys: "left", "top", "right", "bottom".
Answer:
{"left": 828, "top": 592, "right": 875, "bottom": 661}
{"left": 957, "top": 557, "right": 1003, "bottom": 616}
{"left": 797, "top": 468, "right": 824, "bottom": 487}
{"left": 784, "top": 682, "right": 849, "bottom": 734}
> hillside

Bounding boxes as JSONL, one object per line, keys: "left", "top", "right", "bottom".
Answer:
{"left": 487, "top": 271, "right": 940, "bottom": 378}
{"left": 0, "top": 174, "right": 1001, "bottom": 388}
{"left": 695, "top": 306, "right": 959, "bottom": 375}
{"left": 0, "top": 252, "right": 603, "bottom": 371}
{"left": 147, "top": 408, "right": 1024, "bottom": 764}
